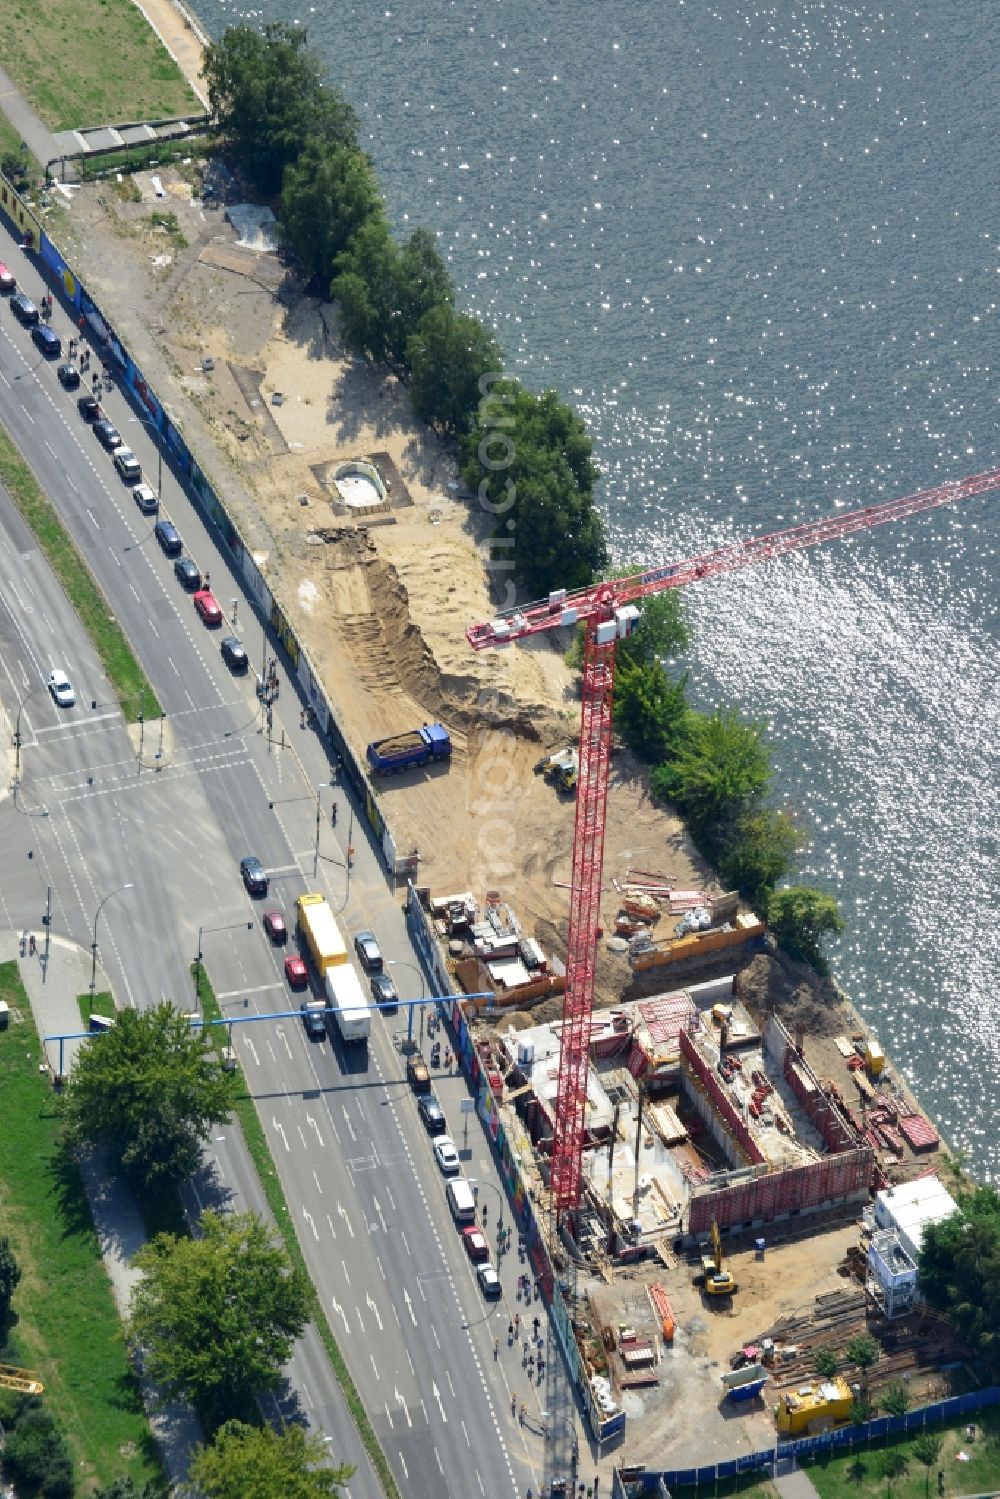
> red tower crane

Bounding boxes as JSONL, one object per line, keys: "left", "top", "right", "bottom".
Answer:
{"left": 468, "top": 468, "right": 999, "bottom": 1213}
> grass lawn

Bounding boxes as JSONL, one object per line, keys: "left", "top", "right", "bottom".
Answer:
{"left": 0, "top": 961, "right": 162, "bottom": 1490}
{"left": 78, "top": 990, "right": 116, "bottom": 1026}
{"left": 802, "top": 1404, "right": 1000, "bottom": 1499}
{"left": 0, "top": 0, "right": 200, "bottom": 131}
{"left": 0, "top": 423, "right": 161, "bottom": 722}
{"left": 194, "top": 963, "right": 400, "bottom": 1499}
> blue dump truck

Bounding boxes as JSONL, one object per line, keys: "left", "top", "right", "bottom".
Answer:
{"left": 366, "top": 723, "right": 452, "bottom": 775}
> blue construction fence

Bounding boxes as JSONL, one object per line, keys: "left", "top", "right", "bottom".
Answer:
{"left": 405, "top": 884, "right": 627, "bottom": 1446}
{"left": 0, "top": 173, "right": 403, "bottom": 875}
{"left": 611, "top": 1385, "right": 1000, "bottom": 1496}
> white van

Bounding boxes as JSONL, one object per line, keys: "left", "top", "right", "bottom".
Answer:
{"left": 446, "top": 1177, "right": 476, "bottom": 1226}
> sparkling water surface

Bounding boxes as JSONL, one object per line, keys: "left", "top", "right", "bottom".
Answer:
{"left": 195, "top": 0, "right": 999, "bottom": 1173}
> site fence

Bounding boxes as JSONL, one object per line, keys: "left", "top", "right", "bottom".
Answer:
{"left": 405, "top": 883, "right": 626, "bottom": 1444}
{"left": 0, "top": 173, "right": 404, "bottom": 875}
{"left": 611, "top": 1385, "right": 1000, "bottom": 1496}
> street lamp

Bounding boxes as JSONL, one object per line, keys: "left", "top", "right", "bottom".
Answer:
{"left": 268, "top": 784, "right": 329, "bottom": 877}
{"left": 128, "top": 415, "right": 163, "bottom": 499}
{"left": 90, "top": 883, "right": 134, "bottom": 997}
{"left": 469, "top": 1178, "right": 505, "bottom": 1237}
{"left": 194, "top": 920, "right": 254, "bottom": 1003}
{"left": 13, "top": 682, "right": 47, "bottom": 792}
{"left": 387, "top": 958, "right": 426, "bottom": 1046}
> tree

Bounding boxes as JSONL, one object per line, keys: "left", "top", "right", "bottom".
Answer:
{"left": 650, "top": 706, "right": 771, "bottom": 834}
{"left": 93, "top": 1481, "right": 161, "bottom": 1499}
{"left": 332, "top": 222, "right": 453, "bottom": 366}
{"left": 2, "top": 1398, "right": 74, "bottom": 1499}
{"left": 912, "top": 1432, "right": 943, "bottom": 1497}
{"left": 919, "top": 1189, "right": 1000, "bottom": 1372}
{"left": 813, "top": 1346, "right": 839, "bottom": 1378}
{"left": 877, "top": 1450, "right": 908, "bottom": 1487}
{"left": 0, "top": 1233, "right": 22, "bottom": 1322}
{"left": 717, "top": 806, "right": 802, "bottom": 907}
{"left": 281, "top": 143, "right": 381, "bottom": 282}
{"left": 767, "top": 886, "right": 844, "bottom": 972}
{"left": 393, "top": 229, "right": 454, "bottom": 363}
{"left": 62, "top": 1003, "right": 234, "bottom": 1194}
{"left": 614, "top": 660, "right": 690, "bottom": 763}
{"left": 845, "top": 1334, "right": 881, "bottom": 1372}
{"left": 879, "top": 1382, "right": 911, "bottom": 1416}
{"left": 407, "top": 304, "right": 503, "bottom": 435}
{"left": 616, "top": 588, "right": 689, "bottom": 667}
{"left": 187, "top": 1419, "right": 353, "bottom": 1499}
{"left": 203, "top": 24, "right": 358, "bottom": 196}
{"left": 130, "top": 1211, "right": 309, "bottom": 1423}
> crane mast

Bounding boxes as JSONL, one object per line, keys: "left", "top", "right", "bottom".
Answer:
{"left": 468, "top": 469, "right": 999, "bottom": 1215}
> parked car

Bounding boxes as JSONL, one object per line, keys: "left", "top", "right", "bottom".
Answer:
{"left": 0, "top": 263, "right": 16, "bottom": 294}
{"left": 10, "top": 292, "right": 38, "bottom": 325}
{"left": 263, "top": 910, "right": 287, "bottom": 943}
{"left": 370, "top": 972, "right": 398, "bottom": 1011}
{"left": 239, "top": 855, "right": 268, "bottom": 896}
{"left": 133, "top": 483, "right": 158, "bottom": 515}
{"left": 31, "top": 324, "right": 61, "bottom": 357}
{"left": 476, "top": 1262, "right": 502, "bottom": 1299}
{"left": 173, "top": 556, "right": 200, "bottom": 589}
{"left": 284, "top": 954, "right": 308, "bottom": 988}
{"left": 221, "top": 636, "right": 248, "bottom": 672}
{"left": 417, "top": 1093, "right": 447, "bottom": 1135}
{"left": 353, "top": 930, "right": 383, "bottom": 972}
{"left": 112, "top": 445, "right": 141, "bottom": 482}
{"left": 77, "top": 392, "right": 101, "bottom": 421}
{"left": 154, "top": 519, "right": 182, "bottom": 556}
{"left": 93, "top": 418, "right": 123, "bottom": 451}
{"left": 462, "top": 1226, "right": 490, "bottom": 1263}
{"left": 57, "top": 362, "right": 80, "bottom": 389}
{"left": 47, "top": 670, "right": 75, "bottom": 707}
{"left": 433, "top": 1136, "right": 461, "bottom": 1176}
{"left": 193, "top": 589, "right": 223, "bottom": 626}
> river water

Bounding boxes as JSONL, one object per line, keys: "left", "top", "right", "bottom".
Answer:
{"left": 195, "top": 0, "right": 999, "bottom": 1175}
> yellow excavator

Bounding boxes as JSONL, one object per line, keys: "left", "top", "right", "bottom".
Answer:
{"left": 534, "top": 746, "right": 579, "bottom": 794}
{"left": 0, "top": 1363, "right": 44, "bottom": 1394}
{"left": 696, "top": 1220, "right": 738, "bottom": 1297}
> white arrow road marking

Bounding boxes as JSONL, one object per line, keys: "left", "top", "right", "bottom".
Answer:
{"left": 330, "top": 1296, "right": 350, "bottom": 1337}
{"left": 297, "top": 1125, "right": 307, "bottom": 1149}
{"left": 307, "top": 1114, "right": 325, "bottom": 1147}
{"left": 326, "top": 1213, "right": 337, "bottom": 1240}
{"left": 366, "top": 1293, "right": 383, "bottom": 1331}
{"left": 312, "top": 1169, "right": 324, "bottom": 1195}
{"left": 244, "top": 1037, "right": 259, "bottom": 1066}
{"left": 373, "top": 1196, "right": 387, "bottom": 1233}
{"left": 338, "top": 1202, "right": 355, "bottom": 1238}
{"left": 276, "top": 1025, "right": 293, "bottom": 1060}
{"left": 432, "top": 1381, "right": 448, "bottom": 1423}
{"left": 272, "top": 1119, "right": 289, "bottom": 1152}
{"left": 341, "top": 1259, "right": 351, "bottom": 1286}
{"left": 402, "top": 1288, "right": 417, "bottom": 1326}
{"left": 342, "top": 1105, "right": 357, "bottom": 1143}
{"left": 394, "top": 1388, "right": 412, "bottom": 1428}
{"left": 303, "top": 1208, "right": 318, "bottom": 1241}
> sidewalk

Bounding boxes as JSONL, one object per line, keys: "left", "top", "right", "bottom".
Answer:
{"left": 0, "top": 65, "right": 64, "bottom": 173}
{"left": 1, "top": 929, "right": 203, "bottom": 1485}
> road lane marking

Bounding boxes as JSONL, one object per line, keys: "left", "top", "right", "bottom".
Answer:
{"left": 394, "top": 1388, "right": 412, "bottom": 1428}
{"left": 398, "top": 1453, "right": 408, "bottom": 1481}
{"left": 342, "top": 1104, "right": 357, "bottom": 1142}
{"left": 307, "top": 1113, "right": 325, "bottom": 1147}
{"left": 366, "top": 1293, "right": 383, "bottom": 1332}
{"left": 217, "top": 982, "right": 283, "bottom": 999}
{"left": 337, "top": 1201, "right": 354, "bottom": 1238}
{"left": 402, "top": 1288, "right": 417, "bottom": 1326}
{"left": 436, "top": 1449, "right": 446, "bottom": 1477}
{"left": 302, "top": 1208, "right": 318, "bottom": 1240}
{"left": 370, "top": 1353, "right": 379, "bottom": 1382}
{"left": 400, "top": 1230, "right": 411, "bottom": 1257}
{"left": 385, "top": 1185, "right": 396, "bottom": 1211}
{"left": 243, "top": 1037, "right": 259, "bottom": 1066}
{"left": 312, "top": 1169, "right": 323, "bottom": 1196}
{"left": 271, "top": 1118, "right": 289, "bottom": 1151}
{"left": 461, "top": 1417, "right": 470, "bottom": 1447}
{"left": 446, "top": 1370, "right": 456, "bottom": 1398}
{"left": 330, "top": 1296, "right": 350, "bottom": 1337}
{"left": 276, "top": 1024, "right": 293, "bottom": 1060}
{"left": 373, "top": 1195, "right": 387, "bottom": 1233}
{"left": 406, "top": 1350, "right": 414, "bottom": 1377}
{"left": 341, "top": 1258, "right": 351, "bottom": 1286}
{"left": 86, "top": 508, "right": 100, "bottom": 528}
{"left": 384, "top": 1402, "right": 393, "bottom": 1430}
{"left": 432, "top": 1381, "right": 447, "bottom": 1423}
{"left": 376, "top": 1254, "right": 386, "bottom": 1281}
{"left": 326, "top": 1213, "right": 337, "bottom": 1240}
{"left": 430, "top": 1324, "right": 440, "bottom": 1350}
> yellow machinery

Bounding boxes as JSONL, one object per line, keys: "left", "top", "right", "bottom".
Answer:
{"left": 534, "top": 746, "right": 579, "bottom": 793}
{"left": 697, "top": 1220, "right": 738, "bottom": 1297}
{"left": 0, "top": 1363, "right": 44, "bottom": 1395}
{"left": 864, "top": 1036, "right": 885, "bottom": 1075}
{"left": 775, "top": 1376, "right": 853, "bottom": 1435}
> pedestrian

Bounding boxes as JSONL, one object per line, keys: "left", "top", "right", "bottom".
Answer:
{"left": 482, "top": 1203, "right": 488, "bottom": 1224}
{"left": 204, "top": 570, "right": 210, "bottom": 589}
{"left": 533, "top": 1315, "right": 540, "bottom": 1338}
{"left": 514, "top": 1313, "right": 520, "bottom": 1338}
{"left": 493, "top": 1336, "right": 499, "bottom": 1360}
{"left": 28, "top": 933, "right": 36, "bottom": 955}
{"left": 508, "top": 1321, "right": 514, "bottom": 1344}
{"left": 594, "top": 1477, "right": 600, "bottom": 1495}
{"left": 519, "top": 1403, "right": 526, "bottom": 1426}
{"left": 78, "top": 313, "right": 85, "bottom": 333}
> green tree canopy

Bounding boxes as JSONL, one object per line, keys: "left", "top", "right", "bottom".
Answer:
{"left": 331, "top": 222, "right": 453, "bottom": 365}
{"left": 911, "top": 1432, "right": 943, "bottom": 1496}
{"left": 281, "top": 143, "right": 382, "bottom": 282}
{"left": 717, "top": 806, "right": 802, "bottom": 908}
{"left": 130, "top": 1212, "right": 310, "bottom": 1423}
{"left": 919, "top": 1187, "right": 1000, "bottom": 1370}
{"left": 186, "top": 1420, "right": 353, "bottom": 1499}
{"left": 406, "top": 304, "right": 503, "bottom": 435}
{"left": 203, "top": 23, "right": 358, "bottom": 196}
{"left": 0, "top": 1233, "right": 22, "bottom": 1322}
{"left": 650, "top": 706, "right": 771, "bottom": 833}
{"left": 93, "top": 1480, "right": 161, "bottom": 1499}
{"left": 766, "top": 885, "right": 844, "bottom": 972}
{"left": 614, "top": 660, "right": 690, "bottom": 764}
{"left": 61, "top": 1002, "right": 234, "bottom": 1195}
{"left": 3, "top": 1397, "right": 74, "bottom": 1499}
{"left": 844, "top": 1333, "right": 880, "bottom": 1371}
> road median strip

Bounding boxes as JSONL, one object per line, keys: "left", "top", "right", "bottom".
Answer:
{"left": 193, "top": 963, "right": 401, "bottom": 1499}
{"left": 0, "top": 422, "right": 160, "bottom": 722}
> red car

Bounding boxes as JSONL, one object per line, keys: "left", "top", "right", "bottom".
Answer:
{"left": 462, "top": 1226, "right": 490, "bottom": 1263}
{"left": 263, "top": 910, "right": 287, "bottom": 943}
{"left": 284, "top": 954, "right": 308, "bottom": 988}
{"left": 193, "top": 589, "right": 222, "bottom": 626}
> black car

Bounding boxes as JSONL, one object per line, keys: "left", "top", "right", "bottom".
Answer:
{"left": 173, "top": 556, "right": 201, "bottom": 590}
{"left": 300, "top": 1001, "right": 327, "bottom": 1040}
{"left": 10, "top": 292, "right": 38, "bottom": 326}
{"left": 417, "top": 1093, "right": 447, "bottom": 1135}
{"left": 353, "top": 930, "right": 383, "bottom": 973}
{"left": 154, "top": 519, "right": 182, "bottom": 556}
{"left": 31, "top": 324, "right": 61, "bottom": 357}
{"left": 370, "top": 972, "right": 398, "bottom": 1011}
{"left": 221, "top": 636, "right": 249, "bottom": 672}
{"left": 93, "top": 418, "right": 123, "bottom": 451}
{"left": 239, "top": 856, "right": 268, "bottom": 896}
{"left": 57, "top": 362, "right": 80, "bottom": 389}
{"left": 77, "top": 392, "right": 101, "bottom": 421}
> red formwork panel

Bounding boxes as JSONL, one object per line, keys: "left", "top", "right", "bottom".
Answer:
{"left": 899, "top": 1114, "right": 939, "bottom": 1152}
{"left": 689, "top": 1147, "right": 876, "bottom": 1236}
{"left": 680, "top": 1028, "right": 765, "bottom": 1166}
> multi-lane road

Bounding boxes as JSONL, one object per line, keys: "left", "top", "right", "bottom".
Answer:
{"left": 0, "top": 224, "right": 560, "bottom": 1496}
